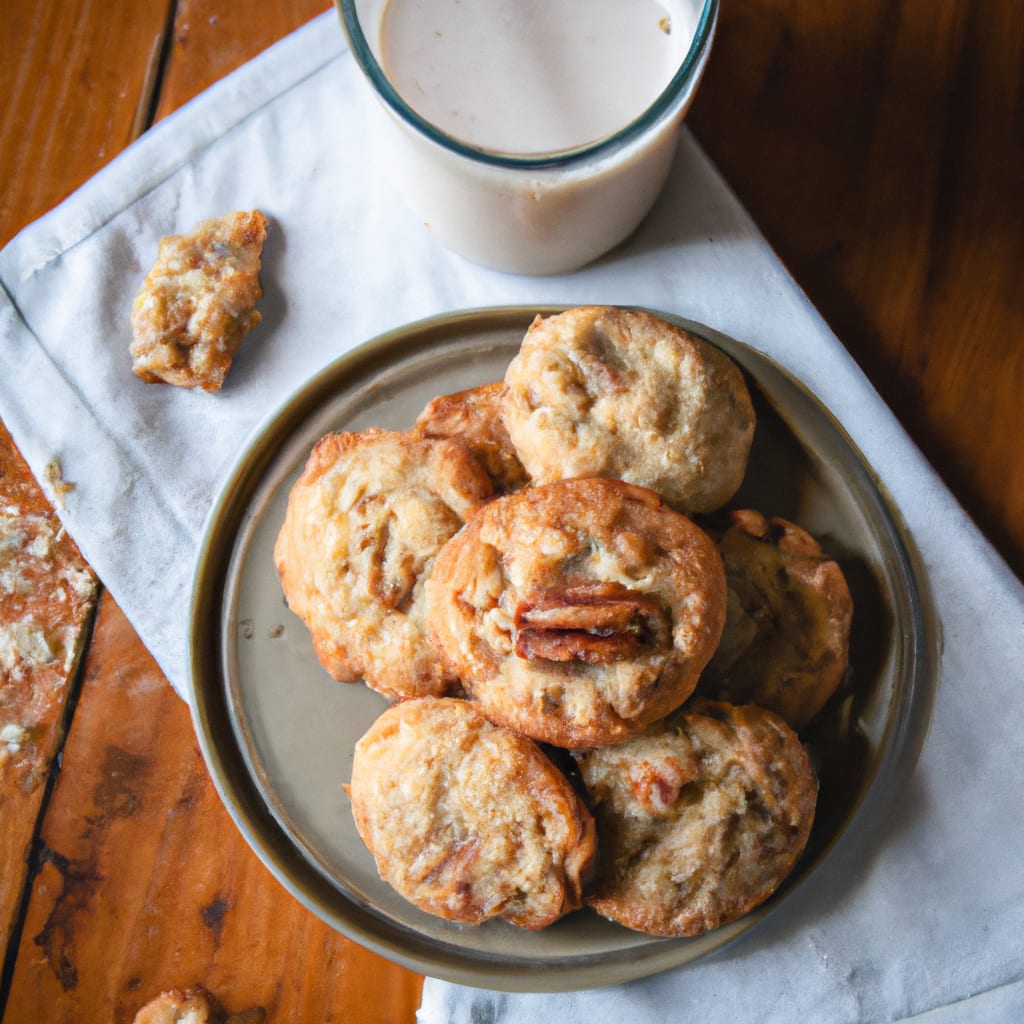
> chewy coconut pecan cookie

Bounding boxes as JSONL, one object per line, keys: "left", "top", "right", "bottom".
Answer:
{"left": 426, "top": 477, "right": 726, "bottom": 748}
{"left": 349, "top": 696, "right": 596, "bottom": 929}
{"left": 501, "top": 306, "right": 755, "bottom": 513}
{"left": 274, "top": 429, "right": 492, "bottom": 700}
{"left": 413, "top": 381, "right": 530, "bottom": 495}
{"left": 574, "top": 699, "right": 817, "bottom": 937}
{"left": 701, "top": 509, "right": 854, "bottom": 731}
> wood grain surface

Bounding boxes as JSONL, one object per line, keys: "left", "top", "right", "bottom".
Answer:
{"left": 0, "top": 0, "right": 1021, "bottom": 1020}
{"left": 688, "top": 0, "right": 1024, "bottom": 578}
{"left": 0, "top": 0, "right": 172, "bottom": 242}
{"left": 0, "top": 423, "right": 96, "bottom": 979}
{"left": 4, "top": 595, "right": 422, "bottom": 1023}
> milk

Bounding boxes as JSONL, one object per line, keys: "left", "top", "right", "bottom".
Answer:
{"left": 339, "top": 0, "right": 716, "bottom": 274}
{"left": 379, "top": 0, "right": 698, "bottom": 155}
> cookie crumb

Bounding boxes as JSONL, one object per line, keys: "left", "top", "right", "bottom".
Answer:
{"left": 131, "top": 986, "right": 219, "bottom": 1024}
{"left": 130, "top": 985, "right": 265, "bottom": 1024}
{"left": 43, "top": 458, "right": 75, "bottom": 509}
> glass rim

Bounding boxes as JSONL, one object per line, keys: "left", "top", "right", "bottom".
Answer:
{"left": 335, "top": 0, "right": 719, "bottom": 170}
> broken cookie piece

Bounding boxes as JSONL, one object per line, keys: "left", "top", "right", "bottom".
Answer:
{"left": 131, "top": 986, "right": 221, "bottom": 1024}
{"left": 130, "top": 210, "right": 267, "bottom": 392}
{"left": 130, "top": 985, "right": 264, "bottom": 1024}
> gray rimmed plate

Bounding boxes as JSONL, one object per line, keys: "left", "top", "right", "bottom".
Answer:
{"left": 188, "top": 306, "right": 937, "bottom": 992}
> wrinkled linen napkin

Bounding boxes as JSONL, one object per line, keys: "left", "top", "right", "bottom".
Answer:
{"left": 1, "top": 12, "right": 1022, "bottom": 1023}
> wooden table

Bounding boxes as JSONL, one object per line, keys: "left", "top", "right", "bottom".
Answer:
{"left": 1, "top": 1, "right": 1020, "bottom": 1020}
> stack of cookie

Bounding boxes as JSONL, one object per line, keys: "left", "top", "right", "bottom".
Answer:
{"left": 273, "top": 306, "right": 852, "bottom": 938}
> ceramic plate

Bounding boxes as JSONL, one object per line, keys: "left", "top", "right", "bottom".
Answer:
{"left": 189, "top": 307, "right": 936, "bottom": 991}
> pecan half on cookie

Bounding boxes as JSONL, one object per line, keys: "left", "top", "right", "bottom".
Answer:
{"left": 513, "top": 582, "right": 670, "bottom": 664}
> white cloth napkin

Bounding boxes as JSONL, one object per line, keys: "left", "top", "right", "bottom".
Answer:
{"left": 1, "top": 12, "right": 1021, "bottom": 1023}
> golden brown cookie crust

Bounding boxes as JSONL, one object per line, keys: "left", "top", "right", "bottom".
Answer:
{"left": 426, "top": 477, "right": 727, "bottom": 747}
{"left": 702, "top": 509, "right": 854, "bottom": 730}
{"left": 130, "top": 986, "right": 221, "bottom": 1024}
{"left": 501, "top": 306, "right": 755, "bottom": 513}
{"left": 574, "top": 699, "right": 817, "bottom": 937}
{"left": 413, "top": 381, "right": 530, "bottom": 494}
{"left": 349, "top": 697, "right": 596, "bottom": 929}
{"left": 130, "top": 210, "right": 267, "bottom": 392}
{"left": 274, "top": 429, "right": 492, "bottom": 700}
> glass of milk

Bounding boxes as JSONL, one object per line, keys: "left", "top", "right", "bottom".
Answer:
{"left": 337, "top": 0, "right": 718, "bottom": 275}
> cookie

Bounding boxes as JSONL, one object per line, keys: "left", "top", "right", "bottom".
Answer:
{"left": 274, "top": 429, "right": 492, "bottom": 700}
{"left": 413, "top": 381, "right": 529, "bottom": 494}
{"left": 501, "top": 306, "right": 755, "bottom": 513}
{"left": 701, "top": 509, "right": 854, "bottom": 730}
{"left": 130, "top": 210, "right": 267, "bottom": 392}
{"left": 349, "top": 696, "right": 596, "bottom": 929}
{"left": 131, "top": 987, "right": 223, "bottom": 1024}
{"left": 574, "top": 699, "right": 817, "bottom": 937}
{"left": 426, "top": 477, "right": 726, "bottom": 747}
